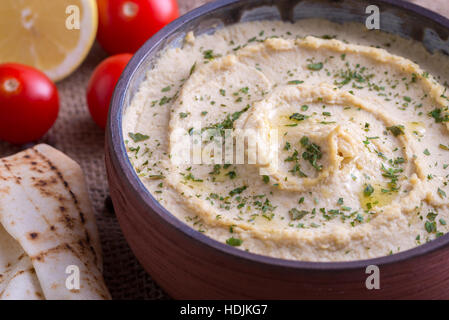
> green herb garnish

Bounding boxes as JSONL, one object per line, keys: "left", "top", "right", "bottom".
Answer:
{"left": 307, "top": 62, "right": 323, "bottom": 71}
{"left": 128, "top": 132, "right": 149, "bottom": 143}
{"left": 387, "top": 125, "right": 405, "bottom": 137}
{"left": 229, "top": 186, "right": 247, "bottom": 196}
{"left": 289, "top": 208, "right": 309, "bottom": 221}
{"left": 203, "top": 49, "right": 220, "bottom": 60}
{"left": 289, "top": 113, "right": 308, "bottom": 121}
{"left": 288, "top": 80, "right": 304, "bottom": 85}
{"left": 226, "top": 237, "right": 243, "bottom": 246}
{"left": 364, "top": 184, "right": 374, "bottom": 197}
{"left": 300, "top": 136, "right": 322, "bottom": 171}
{"left": 429, "top": 108, "right": 449, "bottom": 123}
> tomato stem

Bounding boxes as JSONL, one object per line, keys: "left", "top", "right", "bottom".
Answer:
{"left": 3, "top": 78, "right": 20, "bottom": 93}
{"left": 122, "top": 1, "right": 138, "bottom": 19}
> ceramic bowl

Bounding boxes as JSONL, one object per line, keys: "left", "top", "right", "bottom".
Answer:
{"left": 106, "top": 0, "right": 449, "bottom": 299}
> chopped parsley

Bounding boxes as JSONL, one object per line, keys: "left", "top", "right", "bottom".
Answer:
{"left": 229, "top": 186, "right": 247, "bottom": 196}
{"left": 364, "top": 184, "right": 374, "bottom": 197}
{"left": 203, "top": 49, "right": 220, "bottom": 60}
{"left": 204, "top": 105, "right": 250, "bottom": 136}
{"left": 288, "top": 80, "right": 304, "bottom": 85}
{"left": 307, "top": 62, "right": 323, "bottom": 71}
{"left": 289, "top": 113, "right": 308, "bottom": 121}
{"left": 189, "top": 62, "right": 196, "bottom": 76}
{"left": 128, "top": 132, "right": 149, "bottom": 143}
{"left": 289, "top": 208, "right": 308, "bottom": 220}
{"left": 425, "top": 220, "right": 437, "bottom": 233}
{"left": 387, "top": 125, "right": 405, "bottom": 137}
{"left": 226, "top": 237, "right": 243, "bottom": 246}
{"left": 300, "top": 136, "right": 323, "bottom": 171}
{"left": 429, "top": 108, "right": 449, "bottom": 123}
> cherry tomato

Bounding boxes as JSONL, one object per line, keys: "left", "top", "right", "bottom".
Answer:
{"left": 97, "top": 0, "right": 179, "bottom": 55}
{"left": 86, "top": 53, "right": 133, "bottom": 129}
{"left": 0, "top": 63, "right": 59, "bottom": 145}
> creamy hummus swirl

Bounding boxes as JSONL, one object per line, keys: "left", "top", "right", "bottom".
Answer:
{"left": 124, "top": 20, "right": 449, "bottom": 261}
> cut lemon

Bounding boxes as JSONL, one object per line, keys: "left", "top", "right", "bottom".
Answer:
{"left": 0, "top": 0, "right": 98, "bottom": 81}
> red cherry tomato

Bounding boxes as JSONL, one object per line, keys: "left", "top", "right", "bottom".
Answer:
{"left": 86, "top": 53, "right": 133, "bottom": 129}
{"left": 0, "top": 63, "right": 59, "bottom": 145}
{"left": 97, "top": 0, "right": 179, "bottom": 54}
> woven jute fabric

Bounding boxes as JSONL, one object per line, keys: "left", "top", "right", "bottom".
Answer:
{"left": 0, "top": 0, "right": 442, "bottom": 300}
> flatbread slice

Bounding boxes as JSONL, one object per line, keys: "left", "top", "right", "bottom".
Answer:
{"left": 0, "top": 144, "right": 110, "bottom": 300}
{"left": 0, "top": 223, "right": 43, "bottom": 300}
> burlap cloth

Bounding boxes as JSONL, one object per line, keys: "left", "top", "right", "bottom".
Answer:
{"left": 0, "top": 0, "right": 444, "bottom": 300}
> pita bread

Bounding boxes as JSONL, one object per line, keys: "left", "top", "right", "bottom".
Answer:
{"left": 0, "top": 144, "right": 110, "bottom": 300}
{"left": 0, "top": 223, "right": 43, "bottom": 300}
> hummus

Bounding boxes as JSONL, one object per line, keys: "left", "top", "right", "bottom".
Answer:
{"left": 123, "top": 20, "right": 449, "bottom": 261}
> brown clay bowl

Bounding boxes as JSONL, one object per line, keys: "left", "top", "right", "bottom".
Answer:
{"left": 106, "top": 0, "right": 449, "bottom": 299}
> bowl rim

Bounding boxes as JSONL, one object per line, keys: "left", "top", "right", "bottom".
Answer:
{"left": 108, "top": 0, "right": 449, "bottom": 271}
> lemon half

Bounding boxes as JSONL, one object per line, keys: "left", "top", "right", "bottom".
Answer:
{"left": 0, "top": 0, "right": 98, "bottom": 81}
